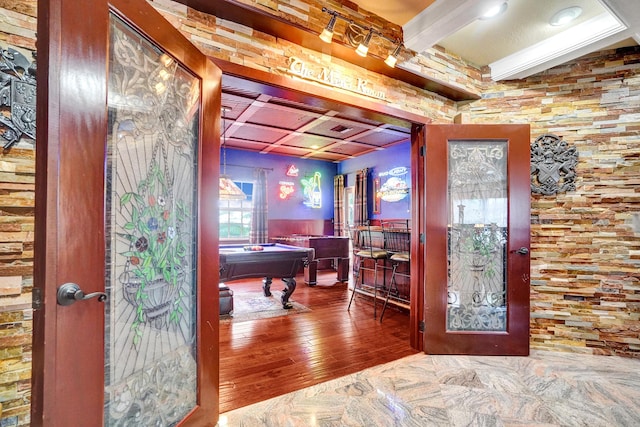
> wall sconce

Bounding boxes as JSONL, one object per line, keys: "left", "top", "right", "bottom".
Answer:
{"left": 319, "top": 7, "right": 404, "bottom": 68}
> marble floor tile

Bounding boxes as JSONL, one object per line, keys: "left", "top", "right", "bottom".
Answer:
{"left": 219, "top": 351, "right": 640, "bottom": 427}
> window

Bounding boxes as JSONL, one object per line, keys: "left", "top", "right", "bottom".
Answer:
{"left": 219, "top": 181, "right": 253, "bottom": 240}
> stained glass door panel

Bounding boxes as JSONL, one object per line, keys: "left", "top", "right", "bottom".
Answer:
{"left": 447, "top": 141, "right": 508, "bottom": 331}
{"left": 424, "top": 124, "right": 530, "bottom": 356}
{"left": 104, "top": 14, "right": 200, "bottom": 425}
{"left": 32, "top": 0, "right": 219, "bottom": 424}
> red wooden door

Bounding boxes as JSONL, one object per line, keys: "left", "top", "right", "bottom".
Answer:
{"left": 424, "top": 124, "right": 531, "bottom": 355}
{"left": 31, "top": 0, "right": 221, "bottom": 425}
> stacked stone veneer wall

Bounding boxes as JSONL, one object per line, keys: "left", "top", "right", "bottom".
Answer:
{"left": 151, "top": 0, "right": 472, "bottom": 122}
{"left": 0, "top": 2, "right": 36, "bottom": 426}
{"left": 0, "top": 0, "right": 639, "bottom": 424}
{"left": 151, "top": 0, "right": 485, "bottom": 97}
{"left": 459, "top": 47, "right": 640, "bottom": 357}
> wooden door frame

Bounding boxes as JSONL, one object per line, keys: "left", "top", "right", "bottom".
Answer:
{"left": 212, "top": 59, "right": 429, "bottom": 350}
{"left": 423, "top": 124, "right": 531, "bottom": 355}
{"left": 32, "top": 0, "right": 220, "bottom": 424}
{"left": 411, "top": 124, "right": 427, "bottom": 351}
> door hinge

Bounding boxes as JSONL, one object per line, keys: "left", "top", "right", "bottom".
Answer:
{"left": 419, "top": 145, "right": 425, "bottom": 156}
{"left": 419, "top": 320, "right": 425, "bottom": 332}
{"left": 419, "top": 233, "right": 425, "bottom": 244}
{"left": 32, "top": 287, "right": 43, "bottom": 310}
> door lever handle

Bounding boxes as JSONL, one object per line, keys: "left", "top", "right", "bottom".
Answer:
{"left": 515, "top": 247, "right": 529, "bottom": 255}
{"left": 57, "top": 283, "right": 108, "bottom": 306}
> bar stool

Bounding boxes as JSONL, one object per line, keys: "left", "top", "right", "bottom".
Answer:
{"left": 346, "top": 224, "right": 363, "bottom": 276}
{"left": 348, "top": 224, "right": 388, "bottom": 318}
{"left": 380, "top": 220, "right": 410, "bottom": 321}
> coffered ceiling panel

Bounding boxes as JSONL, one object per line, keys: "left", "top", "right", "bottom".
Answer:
{"left": 240, "top": 103, "right": 321, "bottom": 131}
{"left": 351, "top": 127, "right": 411, "bottom": 147}
{"left": 223, "top": 138, "right": 271, "bottom": 152}
{"left": 221, "top": 85, "right": 413, "bottom": 162}
{"left": 304, "top": 118, "right": 376, "bottom": 140}
{"left": 314, "top": 152, "right": 353, "bottom": 162}
{"left": 228, "top": 123, "right": 290, "bottom": 144}
{"left": 324, "top": 141, "right": 382, "bottom": 156}
{"left": 277, "top": 133, "right": 337, "bottom": 150}
{"left": 221, "top": 91, "right": 256, "bottom": 119}
{"left": 267, "top": 145, "right": 319, "bottom": 158}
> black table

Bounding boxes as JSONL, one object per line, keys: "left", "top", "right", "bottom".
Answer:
{"left": 219, "top": 243, "right": 314, "bottom": 309}
{"left": 271, "top": 235, "right": 349, "bottom": 285}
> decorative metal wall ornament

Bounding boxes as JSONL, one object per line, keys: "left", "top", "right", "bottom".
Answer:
{"left": 0, "top": 47, "right": 36, "bottom": 149}
{"left": 530, "top": 133, "right": 578, "bottom": 195}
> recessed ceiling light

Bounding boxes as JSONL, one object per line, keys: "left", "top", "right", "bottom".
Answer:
{"left": 549, "top": 6, "right": 582, "bottom": 26}
{"left": 480, "top": 1, "right": 508, "bottom": 20}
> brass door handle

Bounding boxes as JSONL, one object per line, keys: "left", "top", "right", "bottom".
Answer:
{"left": 57, "top": 283, "right": 108, "bottom": 306}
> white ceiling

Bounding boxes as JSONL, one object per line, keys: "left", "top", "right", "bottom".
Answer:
{"left": 351, "top": 0, "right": 640, "bottom": 80}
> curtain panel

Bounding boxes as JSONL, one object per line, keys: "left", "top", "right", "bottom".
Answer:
{"left": 250, "top": 168, "right": 268, "bottom": 243}
{"left": 333, "top": 174, "right": 345, "bottom": 236}
{"left": 354, "top": 168, "right": 368, "bottom": 226}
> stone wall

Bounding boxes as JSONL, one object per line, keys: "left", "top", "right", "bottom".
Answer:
{"left": 0, "top": 0, "right": 638, "bottom": 424}
{"left": 153, "top": 0, "right": 485, "bottom": 96}
{"left": 150, "top": 0, "right": 464, "bottom": 122}
{"left": 0, "top": 3, "right": 36, "bottom": 426}
{"left": 459, "top": 47, "right": 640, "bottom": 357}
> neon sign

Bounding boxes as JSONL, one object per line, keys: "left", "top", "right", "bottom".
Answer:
{"left": 378, "top": 167, "right": 409, "bottom": 202}
{"left": 301, "top": 171, "right": 322, "bottom": 208}
{"left": 279, "top": 181, "right": 295, "bottom": 200}
{"left": 379, "top": 167, "right": 408, "bottom": 177}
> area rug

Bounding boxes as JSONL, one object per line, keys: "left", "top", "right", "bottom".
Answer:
{"left": 220, "top": 290, "right": 311, "bottom": 323}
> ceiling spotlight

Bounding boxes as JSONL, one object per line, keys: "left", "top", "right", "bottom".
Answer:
{"left": 549, "top": 6, "right": 582, "bottom": 26}
{"left": 480, "top": 1, "right": 508, "bottom": 20}
{"left": 319, "top": 13, "right": 337, "bottom": 43}
{"left": 356, "top": 29, "right": 374, "bottom": 57}
{"left": 384, "top": 44, "right": 403, "bottom": 68}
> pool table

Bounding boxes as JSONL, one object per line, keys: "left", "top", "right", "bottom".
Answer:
{"left": 270, "top": 235, "right": 349, "bottom": 285}
{"left": 219, "top": 243, "right": 314, "bottom": 309}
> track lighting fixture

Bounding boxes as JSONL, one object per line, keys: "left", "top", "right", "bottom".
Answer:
{"left": 384, "top": 43, "right": 403, "bottom": 68}
{"left": 355, "top": 29, "right": 374, "bottom": 57}
{"left": 319, "top": 7, "right": 403, "bottom": 67}
{"left": 319, "top": 12, "right": 337, "bottom": 43}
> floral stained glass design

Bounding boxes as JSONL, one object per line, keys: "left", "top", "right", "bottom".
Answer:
{"left": 104, "top": 14, "right": 200, "bottom": 426}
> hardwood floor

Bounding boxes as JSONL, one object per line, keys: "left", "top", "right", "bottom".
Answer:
{"left": 219, "top": 271, "right": 419, "bottom": 413}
